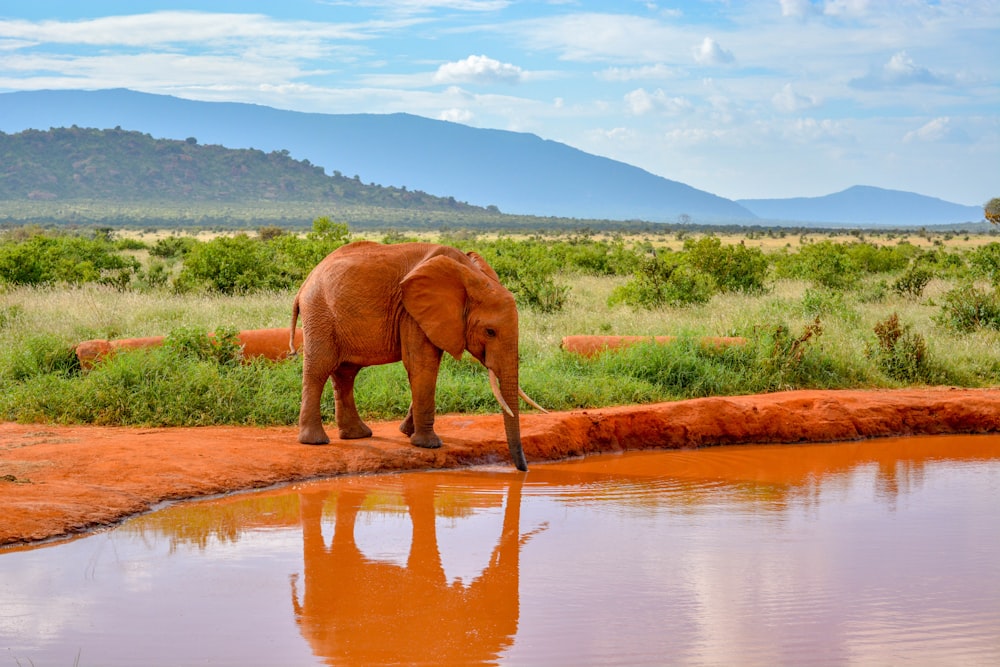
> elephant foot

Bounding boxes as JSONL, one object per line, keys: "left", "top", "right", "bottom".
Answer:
{"left": 410, "top": 432, "right": 442, "bottom": 449}
{"left": 399, "top": 416, "right": 415, "bottom": 437}
{"left": 338, "top": 422, "right": 373, "bottom": 440}
{"left": 298, "top": 428, "right": 330, "bottom": 446}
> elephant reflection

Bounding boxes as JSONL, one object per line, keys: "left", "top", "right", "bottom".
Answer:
{"left": 290, "top": 475, "right": 539, "bottom": 666}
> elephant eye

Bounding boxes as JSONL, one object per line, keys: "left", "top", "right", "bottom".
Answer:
{"left": 485, "top": 327, "right": 497, "bottom": 338}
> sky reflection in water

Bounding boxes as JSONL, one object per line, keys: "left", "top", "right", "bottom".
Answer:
{"left": 2, "top": 434, "right": 999, "bottom": 666}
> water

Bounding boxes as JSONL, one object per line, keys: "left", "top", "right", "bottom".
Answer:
{"left": 2, "top": 434, "right": 999, "bottom": 666}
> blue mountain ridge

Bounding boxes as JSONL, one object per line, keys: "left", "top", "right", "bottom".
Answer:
{"left": 0, "top": 88, "right": 752, "bottom": 223}
{"left": 739, "top": 186, "right": 983, "bottom": 226}
{"left": 0, "top": 89, "right": 982, "bottom": 226}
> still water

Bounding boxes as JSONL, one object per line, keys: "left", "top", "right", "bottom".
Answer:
{"left": 3, "top": 435, "right": 999, "bottom": 666}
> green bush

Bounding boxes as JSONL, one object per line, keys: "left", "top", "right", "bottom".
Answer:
{"left": 892, "top": 262, "right": 934, "bottom": 298}
{"left": 683, "top": 236, "right": 768, "bottom": 293}
{"left": 774, "top": 241, "right": 861, "bottom": 289}
{"left": 968, "top": 243, "right": 1000, "bottom": 286}
{"left": 472, "top": 237, "right": 569, "bottom": 312}
{"left": 164, "top": 326, "right": 243, "bottom": 367}
{"left": 608, "top": 255, "right": 715, "bottom": 309}
{"left": 935, "top": 282, "right": 1000, "bottom": 332}
{"left": 866, "top": 313, "right": 930, "bottom": 382}
{"left": 0, "top": 233, "right": 140, "bottom": 287}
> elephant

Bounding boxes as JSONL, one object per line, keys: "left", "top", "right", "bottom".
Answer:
{"left": 290, "top": 474, "right": 542, "bottom": 664}
{"left": 289, "top": 241, "right": 543, "bottom": 471}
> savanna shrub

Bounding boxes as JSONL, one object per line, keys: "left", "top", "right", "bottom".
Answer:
{"left": 774, "top": 240, "right": 861, "bottom": 289}
{"left": 935, "top": 282, "right": 1000, "bottom": 332}
{"left": 683, "top": 236, "right": 768, "bottom": 293}
{"left": 174, "top": 234, "right": 281, "bottom": 294}
{"left": 0, "top": 233, "right": 140, "bottom": 287}
{"left": 968, "top": 243, "right": 1000, "bottom": 286}
{"left": 164, "top": 326, "right": 243, "bottom": 367}
{"left": 472, "top": 238, "right": 568, "bottom": 312}
{"left": 866, "top": 313, "right": 929, "bottom": 382}
{"left": 149, "top": 235, "right": 198, "bottom": 259}
{"left": 609, "top": 255, "right": 715, "bottom": 308}
{"left": 892, "top": 262, "right": 934, "bottom": 298}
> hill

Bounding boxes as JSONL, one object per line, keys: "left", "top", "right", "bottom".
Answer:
{"left": 0, "top": 126, "right": 482, "bottom": 212}
{"left": 0, "top": 89, "right": 755, "bottom": 223}
{"left": 739, "top": 186, "right": 983, "bottom": 226}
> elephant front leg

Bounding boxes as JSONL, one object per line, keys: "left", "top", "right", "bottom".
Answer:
{"left": 333, "top": 363, "right": 372, "bottom": 440}
{"left": 402, "top": 349, "right": 444, "bottom": 449}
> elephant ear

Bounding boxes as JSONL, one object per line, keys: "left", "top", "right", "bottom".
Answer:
{"left": 466, "top": 251, "right": 501, "bottom": 282}
{"left": 400, "top": 255, "right": 473, "bottom": 361}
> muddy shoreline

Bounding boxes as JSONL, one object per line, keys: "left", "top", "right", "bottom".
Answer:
{"left": 3, "top": 387, "right": 1000, "bottom": 547}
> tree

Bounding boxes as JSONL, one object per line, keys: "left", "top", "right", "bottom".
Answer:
{"left": 985, "top": 198, "right": 1000, "bottom": 225}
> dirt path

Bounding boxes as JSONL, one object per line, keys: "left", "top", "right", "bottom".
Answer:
{"left": 3, "top": 387, "right": 1000, "bottom": 547}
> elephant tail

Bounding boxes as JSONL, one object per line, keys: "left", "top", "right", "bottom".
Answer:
{"left": 288, "top": 294, "right": 300, "bottom": 357}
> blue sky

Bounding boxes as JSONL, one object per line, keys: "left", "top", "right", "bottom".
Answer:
{"left": 1, "top": 1, "right": 997, "bottom": 206}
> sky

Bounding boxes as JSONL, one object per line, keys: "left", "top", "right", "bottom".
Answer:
{"left": 0, "top": 1, "right": 997, "bottom": 206}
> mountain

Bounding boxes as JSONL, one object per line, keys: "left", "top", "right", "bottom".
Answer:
{"left": 739, "top": 186, "right": 983, "bottom": 226}
{"left": 0, "top": 126, "right": 482, "bottom": 212}
{"left": 0, "top": 89, "right": 754, "bottom": 223}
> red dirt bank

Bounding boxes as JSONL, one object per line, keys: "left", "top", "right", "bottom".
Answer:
{"left": 3, "top": 387, "right": 1000, "bottom": 547}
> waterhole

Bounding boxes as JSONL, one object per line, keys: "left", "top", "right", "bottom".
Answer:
{"left": 3, "top": 434, "right": 999, "bottom": 666}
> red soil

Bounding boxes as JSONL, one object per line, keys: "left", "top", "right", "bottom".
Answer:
{"left": 2, "top": 387, "right": 1000, "bottom": 547}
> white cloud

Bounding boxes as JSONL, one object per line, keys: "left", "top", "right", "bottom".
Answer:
{"left": 902, "top": 117, "right": 968, "bottom": 144}
{"left": 625, "top": 87, "right": 692, "bottom": 115}
{"left": 851, "top": 50, "right": 948, "bottom": 89}
{"left": 597, "top": 63, "right": 678, "bottom": 82}
{"left": 780, "top": 0, "right": 816, "bottom": 19}
{"left": 772, "top": 83, "right": 820, "bottom": 113}
{"left": 433, "top": 54, "right": 523, "bottom": 85}
{"left": 822, "top": 0, "right": 872, "bottom": 18}
{"left": 692, "top": 37, "right": 734, "bottom": 66}
{"left": 438, "top": 107, "right": 475, "bottom": 123}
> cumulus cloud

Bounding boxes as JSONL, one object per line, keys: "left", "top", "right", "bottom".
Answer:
{"left": 851, "top": 50, "right": 949, "bottom": 89}
{"left": 692, "top": 37, "right": 734, "bottom": 66}
{"left": 625, "top": 88, "right": 692, "bottom": 116}
{"left": 772, "top": 83, "right": 820, "bottom": 113}
{"left": 433, "top": 54, "right": 523, "bottom": 85}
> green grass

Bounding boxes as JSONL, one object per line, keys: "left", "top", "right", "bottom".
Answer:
{"left": 3, "top": 250, "right": 1000, "bottom": 428}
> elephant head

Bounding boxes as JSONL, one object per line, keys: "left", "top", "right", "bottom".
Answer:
{"left": 400, "top": 252, "right": 540, "bottom": 471}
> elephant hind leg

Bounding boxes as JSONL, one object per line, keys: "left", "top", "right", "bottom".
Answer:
{"left": 333, "top": 364, "right": 372, "bottom": 440}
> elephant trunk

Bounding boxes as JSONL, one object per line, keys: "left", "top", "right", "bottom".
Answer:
{"left": 489, "top": 368, "right": 528, "bottom": 472}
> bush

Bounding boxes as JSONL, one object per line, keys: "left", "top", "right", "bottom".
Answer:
{"left": 866, "top": 313, "right": 930, "bottom": 382}
{"left": 774, "top": 241, "right": 861, "bottom": 289}
{"left": 0, "top": 233, "right": 140, "bottom": 287}
{"left": 968, "top": 243, "right": 1000, "bottom": 286}
{"left": 164, "top": 326, "right": 243, "bottom": 367}
{"left": 683, "top": 236, "right": 768, "bottom": 293}
{"left": 608, "top": 255, "right": 715, "bottom": 309}
{"left": 935, "top": 282, "right": 1000, "bottom": 332}
{"left": 471, "top": 237, "right": 569, "bottom": 312}
{"left": 174, "top": 234, "right": 280, "bottom": 294}
{"left": 892, "top": 262, "right": 934, "bottom": 298}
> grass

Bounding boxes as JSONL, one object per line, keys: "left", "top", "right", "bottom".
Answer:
{"left": 2, "top": 234, "right": 1000, "bottom": 428}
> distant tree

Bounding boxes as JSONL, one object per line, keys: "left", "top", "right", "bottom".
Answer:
{"left": 986, "top": 197, "right": 1000, "bottom": 224}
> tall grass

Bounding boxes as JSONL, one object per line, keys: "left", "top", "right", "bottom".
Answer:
{"left": 2, "top": 245, "right": 1000, "bottom": 427}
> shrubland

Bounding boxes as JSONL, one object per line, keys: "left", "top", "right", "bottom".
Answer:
{"left": 2, "top": 221, "right": 1000, "bottom": 427}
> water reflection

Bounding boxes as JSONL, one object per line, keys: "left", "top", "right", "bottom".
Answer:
{"left": 290, "top": 474, "right": 540, "bottom": 666}
{"left": 2, "top": 435, "right": 999, "bottom": 666}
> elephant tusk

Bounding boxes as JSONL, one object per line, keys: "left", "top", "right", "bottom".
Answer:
{"left": 519, "top": 387, "right": 548, "bottom": 413}
{"left": 489, "top": 370, "right": 516, "bottom": 418}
